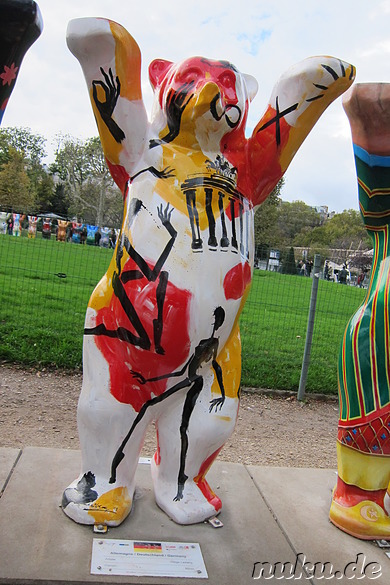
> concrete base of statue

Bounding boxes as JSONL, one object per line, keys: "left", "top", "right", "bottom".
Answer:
{"left": 0, "top": 447, "right": 388, "bottom": 584}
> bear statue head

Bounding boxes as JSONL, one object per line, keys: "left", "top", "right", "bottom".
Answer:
{"left": 148, "top": 56, "right": 258, "bottom": 151}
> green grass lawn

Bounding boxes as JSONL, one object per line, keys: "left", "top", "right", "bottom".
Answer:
{"left": 0, "top": 235, "right": 366, "bottom": 393}
{"left": 240, "top": 270, "right": 365, "bottom": 394}
{"left": 0, "top": 235, "right": 112, "bottom": 368}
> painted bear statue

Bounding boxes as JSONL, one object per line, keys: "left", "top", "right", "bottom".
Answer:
{"left": 62, "top": 17, "right": 355, "bottom": 527}
{"left": 330, "top": 83, "right": 390, "bottom": 540}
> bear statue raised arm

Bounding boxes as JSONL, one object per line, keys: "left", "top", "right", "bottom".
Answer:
{"left": 62, "top": 17, "right": 355, "bottom": 527}
{"left": 0, "top": 0, "right": 42, "bottom": 124}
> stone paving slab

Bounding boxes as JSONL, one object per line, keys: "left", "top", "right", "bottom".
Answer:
{"left": 0, "top": 447, "right": 296, "bottom": 584}
{"left": 248, "top": 466, "right": 390, "bottom": 584}
{"left": 0, "top": 447, "right": 20, "bottom": 494}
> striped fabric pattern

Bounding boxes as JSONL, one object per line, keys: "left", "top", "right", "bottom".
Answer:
{"left": 338, "top": 148, "right": 390, "bottom": 428}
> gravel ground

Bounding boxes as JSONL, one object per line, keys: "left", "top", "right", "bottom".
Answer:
{"left": 0, "top": 364, "right": 340, "bottom": 468}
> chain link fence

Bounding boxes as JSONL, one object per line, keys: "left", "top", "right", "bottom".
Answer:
{"left": 242, "top": 245, "right": 368, "bottom": 393}
{"left": 0, "top": 229, "right": 369, "bottom": 394}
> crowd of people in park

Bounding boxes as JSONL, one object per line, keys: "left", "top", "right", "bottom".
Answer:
{"left": 323, "top": 259, "right": 367, "bottom": 287}
{"left": 297, "top": 259, "right": 313, "bottom": 277}
{"left": 0, "top": 211, "right": 119, "bottom": 248}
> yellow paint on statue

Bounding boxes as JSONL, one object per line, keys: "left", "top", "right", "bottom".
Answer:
{"left": 336, "top": 441, "right": 390, "bottom": 491}
{"left": 87, "top": 486, "right": 132, "bottom": 524}
{"left": 211, "top": 325, "right": 241, "bottom": 400}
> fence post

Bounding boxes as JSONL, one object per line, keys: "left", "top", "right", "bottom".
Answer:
{"left": 297, "top": 253, "right": 321, "bottom": 401}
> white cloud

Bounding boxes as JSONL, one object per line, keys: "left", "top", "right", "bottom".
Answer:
{"left": 359, "top": 40, "right": 390, "bottom": 59}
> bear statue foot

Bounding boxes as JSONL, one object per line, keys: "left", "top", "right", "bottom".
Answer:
{"left": 62, "top": 472, "right": 132, "bottom": 526}
{"left": 151, "top": 457, "right": 221, "bottom": 525}
{"left": 329, "top": 498, "right": 390, "bottom": 540}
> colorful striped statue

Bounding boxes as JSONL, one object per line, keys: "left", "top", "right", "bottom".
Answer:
{"left": 330, "top": 83, "right": 390, "bottom": 539}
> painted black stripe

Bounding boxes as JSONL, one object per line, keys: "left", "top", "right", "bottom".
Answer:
{"left": 321, "top": 64, "right": 339, "bottom": 80}
{"left": 306, "top": 94, "right": 325, "bottom": 102}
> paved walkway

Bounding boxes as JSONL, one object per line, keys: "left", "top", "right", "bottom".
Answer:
{"left": 0, "top": 447, "right": 389, "bottom": 584}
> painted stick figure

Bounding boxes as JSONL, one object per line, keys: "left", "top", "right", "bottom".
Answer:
{"left": 110, "top": 307, "right": 226, "bottom": 501}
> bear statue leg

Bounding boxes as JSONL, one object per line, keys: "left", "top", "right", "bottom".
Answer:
{"left": 330, "top": 441, "right": 390, "bottom": 540}
{"left": 150, "top": 371, "right": 239, "bottom": 525}
{"left": 62, "top": 338, "right": 150, "bottom": 526}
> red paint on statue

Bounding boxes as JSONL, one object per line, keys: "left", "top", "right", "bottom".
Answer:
{"left": 224, "top": 106, "right": 291, "bottom": 207}
{"left": 94, "top": 257, "right": 192, "bottom": 410}
{"left": 194, "top": 447, "right": 223, "bottom": 511}
{"left": 150, "top": 57, "right": 241, "bottom": 110}
{"left": 223, "top": 262, "right": 252, "bottom": 300}
{"left": 105, "top": 159, "right": 130, "bottom": 197}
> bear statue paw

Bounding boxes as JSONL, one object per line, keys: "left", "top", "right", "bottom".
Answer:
{"left": 329, "top": 498, "right": 390, "bottom": 540}
{"left": 62, "top": 472, "right": 132, "bottom": 526}
{"left": 151, "top": 459, "right": 221, "bottom": 525}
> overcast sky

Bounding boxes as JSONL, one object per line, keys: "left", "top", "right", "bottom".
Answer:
{"left": 2, "top": 0, "right": 390, "bottom": 213}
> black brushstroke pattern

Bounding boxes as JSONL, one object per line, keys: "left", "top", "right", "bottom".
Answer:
{"left": 257, "top": 96, "right": 299, "bottom": 146}
{"left": 84, "top": 204, "right": 176, "bottom": 356}
{"left": 150, "top": 83, "right": 194, "bottom": 148}
{"left": 62, "top": 471, "right": 98, "bottom": 508}
{"left": 321, "top": 64, "right": 339, "bottom": 80}
{"left": 92, "top": 67, "right": 125, "bottom": 143}
{"left": 110, "top": 307, "right": 228, "bottom": 501}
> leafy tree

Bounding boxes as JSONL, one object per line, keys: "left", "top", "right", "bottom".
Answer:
{"left": 35, "top": 173, "right": 55, "bottom": 213}
{"left": 296, "top": 209, "right": 370, "bottom": 253}
{"left": 278, "top": 200, "right": 321, "bottom": 245}
{"left": 323, "top": 209, "right": 370, "bottom": 249}
{"left": 52, "top": 135, "right": 122, "bottom": 226}
{"left": 0, "top": 127, "right": 46, "bottom": 168}
{"left": 50, "top": 183, "right": 70, "bottom": 218}
{"left": 254, "top": 178, "right": 283, "bottom": 248}
{"left": 282, "top": 247, "right": 297, "bottom": 275}
{"left": 0, "top": 127, "right": 53, "bottom": 210}
{"left": 0, "top": 148, "right": 33, "bottom": 211}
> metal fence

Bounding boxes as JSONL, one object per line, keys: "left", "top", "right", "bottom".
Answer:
{"left": 241, "top": 249, "right": 366, "bottom": 394}
{"left": 0, "top": 229, "right": 367, "bottom": 394}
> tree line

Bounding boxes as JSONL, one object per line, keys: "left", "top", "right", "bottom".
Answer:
{"left": 0, "top": 126, "right": 370, "bottom": 261}
{"left": 255, "top": 179, "right": 371, "bottom": 272}
{"left": 0, "top": 127, "right": 122, "bottom": 227}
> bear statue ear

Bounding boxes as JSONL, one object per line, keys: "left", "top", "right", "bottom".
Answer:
{"left": 243, "top": 73, "right": 258, "bottom": 102}
{"left": 149, "top": 59, "right": 174, "bottom": 89}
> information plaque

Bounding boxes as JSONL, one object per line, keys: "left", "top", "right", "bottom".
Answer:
{"left": 91, "top": 538, "right": 208, "bottom": 578}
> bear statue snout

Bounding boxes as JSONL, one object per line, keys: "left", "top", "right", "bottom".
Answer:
{"left": 189, "top": 80, "right": 222, "bottom": 112}
{"left": 187, "top": 81, "right": 242, "bottom": 129}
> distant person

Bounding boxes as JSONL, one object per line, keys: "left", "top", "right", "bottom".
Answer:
{"left": 339, "top": 265, "right": 347, "bottom": 285}
{"left": 6, "top": 215, "right": 13, "bottom": 235}
{"left": 80, "top": 225, "right": 87, "bottom": 244}
{"left": 109, "top": 228, "right": 117, "bottom": 249}
{"left": 66, "top": 222, "right": 73, "bottom": 242}
{"left": 357, "top": 271, "right": 365, "bottom": 288}
{"left": 94, "top": 228, "right": 102, "bottom": 246}
{"left": 324, "top": 261, "right": 329, "bottom": 280}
